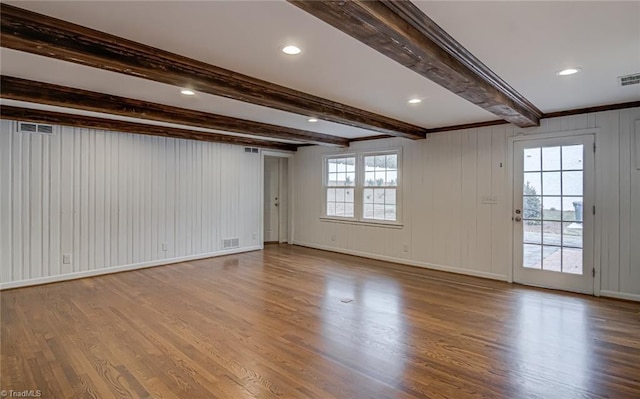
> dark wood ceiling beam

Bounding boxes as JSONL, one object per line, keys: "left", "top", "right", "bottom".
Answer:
{"left": 288, "top": 0, "right": 542, "bottom": 128}
{"left": 0, "top": 106, "right": 299, "bottom": 152}
{"left": 0, "top": 3, "right": 427, "bottom": 140}
{"left": 0, "top": 76, "right": 348, "bottom": 147}
{"left": 542, "top": 101, "right": 640, "bottom": 119}
{"left": 349, "top": 101, "right": 640, "bottom": 142}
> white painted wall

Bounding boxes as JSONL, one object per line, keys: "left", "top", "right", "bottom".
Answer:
{"left": 0, "top": 119, "right": 263, "bottom": 289}
{"left": 2, "top": 108, "right": 638, "bottom": 300}
{"left": 292, "top": 108, "right": 640, "bottom": 300}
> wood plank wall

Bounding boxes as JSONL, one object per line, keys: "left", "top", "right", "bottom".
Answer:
{"left": 0, "top": 119, "right": 263, "bottom": 288}
{"left": 1, "top": 108, "right": 638, "bottom": 300}
{"left": 292, "top": 108, "right": 640, "bottom": 300}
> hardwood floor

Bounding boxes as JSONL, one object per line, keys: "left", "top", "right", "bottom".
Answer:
{"left": 1, "top": 244, "right": 639, "bottom": 398}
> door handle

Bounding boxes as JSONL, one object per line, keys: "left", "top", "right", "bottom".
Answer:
{"left": 514, "top": 208, "right": 522, "bottom": 222}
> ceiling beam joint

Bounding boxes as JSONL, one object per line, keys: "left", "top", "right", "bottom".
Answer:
{"left": 0, "top": 75, "right": 349, "bottom": 147}
{"left": 0, "top": 3, "right": 428, "bottom": 140}
{"left": 288, "top": 0, "right": 542, "bottom": 128}
{"left": 0, "top": 105, "right": 300, "bottom": 152}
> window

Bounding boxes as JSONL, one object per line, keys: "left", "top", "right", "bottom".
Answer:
{"left": 324, "top": 150, "right": 400, "bottom": 224}
{"left": 363, "top": 154, "right": 397, "bottom": 221}
{"left": 325, "top": 157, "right": 355, "bottom": 217}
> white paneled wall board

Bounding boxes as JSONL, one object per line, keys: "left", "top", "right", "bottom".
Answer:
{"left": 0, "top": 119, "right": 263, "bottom": 289}
{"left": 292, "top": 107, "right": 640, "bottom": 301}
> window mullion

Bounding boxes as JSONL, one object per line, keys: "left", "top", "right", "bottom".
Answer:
{"left": 353, "top": 154, "right": 362, "bottom": 221}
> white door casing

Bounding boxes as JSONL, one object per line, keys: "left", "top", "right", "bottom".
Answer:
{"left": 264, "top": 157, "right": 280, "bottom": 242}
{"left": 512, "top": 134, "right": 595, "bottom": 294}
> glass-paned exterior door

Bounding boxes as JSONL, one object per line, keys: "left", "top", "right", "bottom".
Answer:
{"left": 513, "top": 135, "right": 595, "bottom": 294}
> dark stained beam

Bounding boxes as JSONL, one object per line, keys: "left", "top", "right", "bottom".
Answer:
{"left": 349, "top": 100, "right": 640, "bottom": 142}
{"left": 543, "top": 101, "right": 640, "bottom": 119}
{"left": 349, "top": 119, "right": 508, "bottom": 142}
{"left": 0, "top": 106, "right": 299, "bottom": 152}
{"left": 288, "top": 0, "right": 542, "bottom": 128}
{"left": 0, "top": 3, "right": 427, "bottom": 140}
{"left": 0, "top": 76, "right": 348, "bottom": 147}
{"left": 349, "top": 134, "right": 392, "bottom": 143}
{"left": 427, "top": 119, "right": 508, "bottom": 134}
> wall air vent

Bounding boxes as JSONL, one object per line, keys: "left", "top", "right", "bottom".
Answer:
{"left": 244, "top": 147, "right": 259, "bottom": 154}
{"left": 222, "top": 237, "right": 240, "bottom": 249}
{"left": 17, "top": 121, "right": 54, "bottom": 135}
{"left": 618, "top": 73, "right": 640, "bottom": 87}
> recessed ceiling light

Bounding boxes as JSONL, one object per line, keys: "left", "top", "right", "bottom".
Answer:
{"left": 181, "top": 89, "right": 195, "bottom": 96}
{"left": 557, "top": 67, "right": 581, "bottom": 76}
{"left": 282, "top": 45, "right": 301, "bottom": 55}
{"left": 308, "top": 117, "right": 319, "bottom": 123}
{"left": 407, "top": 98, "right": 422, "bottom": 104}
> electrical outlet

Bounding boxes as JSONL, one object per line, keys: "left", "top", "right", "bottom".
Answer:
{"left": 161, "top": 243, "right": 168, "bottom": 251}
{"left": 330, "top": 234, "right": 336, "bottom": 242}
{"left": 252, "top": 232, "right": 257, "bottom": 240}
{"left": 403, "top": 244, "right": 409, "bottom": 252}
{"left": 62, "top": 254, "right": 72, "bottom": 264}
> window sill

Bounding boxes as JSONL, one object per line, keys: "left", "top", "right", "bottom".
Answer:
{"left": 319, "top": 217, "right": 404, "bottom": 229}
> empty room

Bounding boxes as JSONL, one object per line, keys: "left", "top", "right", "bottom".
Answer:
{"left": 1, "top": 1, "right": 639, "bottom": 398}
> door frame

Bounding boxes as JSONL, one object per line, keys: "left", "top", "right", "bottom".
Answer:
{"left": 262, "top": 150, "right": 294, "bottom": 246}
{"left": 263, "top": 156, "right": 281, "bottom": 243}
{"left": 506, "top": 128, "right": 601, "bottom": 295}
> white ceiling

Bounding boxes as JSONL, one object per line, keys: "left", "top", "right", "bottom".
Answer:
{"left": 0, "top": 48, "right": 378, "bottom": 139}
{"left": 2, "top": 1, "right": 639, "bottom": 144}
{"left": 417, "top": 1, "right": 640, "bottom": 112}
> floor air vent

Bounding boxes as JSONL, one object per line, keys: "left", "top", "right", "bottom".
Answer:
{"left": 223, "top": 238, "right": 240, "bottom": 249}
{"left": 17, "top": 121, "right": 55, "bottom": 135}
{"left": 244, "top": 147, "right": 259, "bottom": 154}
{"left": 618, "top": 73, "right": 640, "bottom": 87}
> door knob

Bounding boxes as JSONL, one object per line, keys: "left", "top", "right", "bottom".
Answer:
{"left": 515, "top": 216, "right": 522, "bottom": 222}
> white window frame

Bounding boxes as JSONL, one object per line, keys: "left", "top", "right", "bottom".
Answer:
{"left": 322, "top": 149, "right": 402, "bottom": 227}
{"left": 323, "top": 154, "right": 357, "bottom": 220}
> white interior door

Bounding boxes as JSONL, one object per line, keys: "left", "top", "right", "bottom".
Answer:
{"left": 264, "top": 157, "right": 280, "bottom": 242}
{"left": 277, "top": 158, "right": 289, "bottom": 243}
{"left": 512, "top": 134, "right": 595, "bottom": 294}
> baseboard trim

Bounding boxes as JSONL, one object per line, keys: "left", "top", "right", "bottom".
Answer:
{"left": 293, "top": 241, "right": 508, "bottom": 282}
{"left": 599, "top": 290, "right": 640, "bottom": 302}
{"left": 0, "top": 246, "right": 262, "bottom": 290}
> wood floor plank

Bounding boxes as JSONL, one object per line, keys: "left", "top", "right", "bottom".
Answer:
{"left": 1, "top": 244, "right": 639, "bottom": 398}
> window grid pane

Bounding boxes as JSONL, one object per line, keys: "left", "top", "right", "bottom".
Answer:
{"left": 363, "top": 187, "right": 396, "bottom": 221}
{"left": 327, "top": 157, "right": 356, "bottom": 188}
{"left": 326, "top": 188, "right": 354, "bottom": 217}
{"left": 523, "top": 145, "right": 584, "bottom": 275}
{"left": 364, "top": 154, "right": 398, "bottom": 187}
